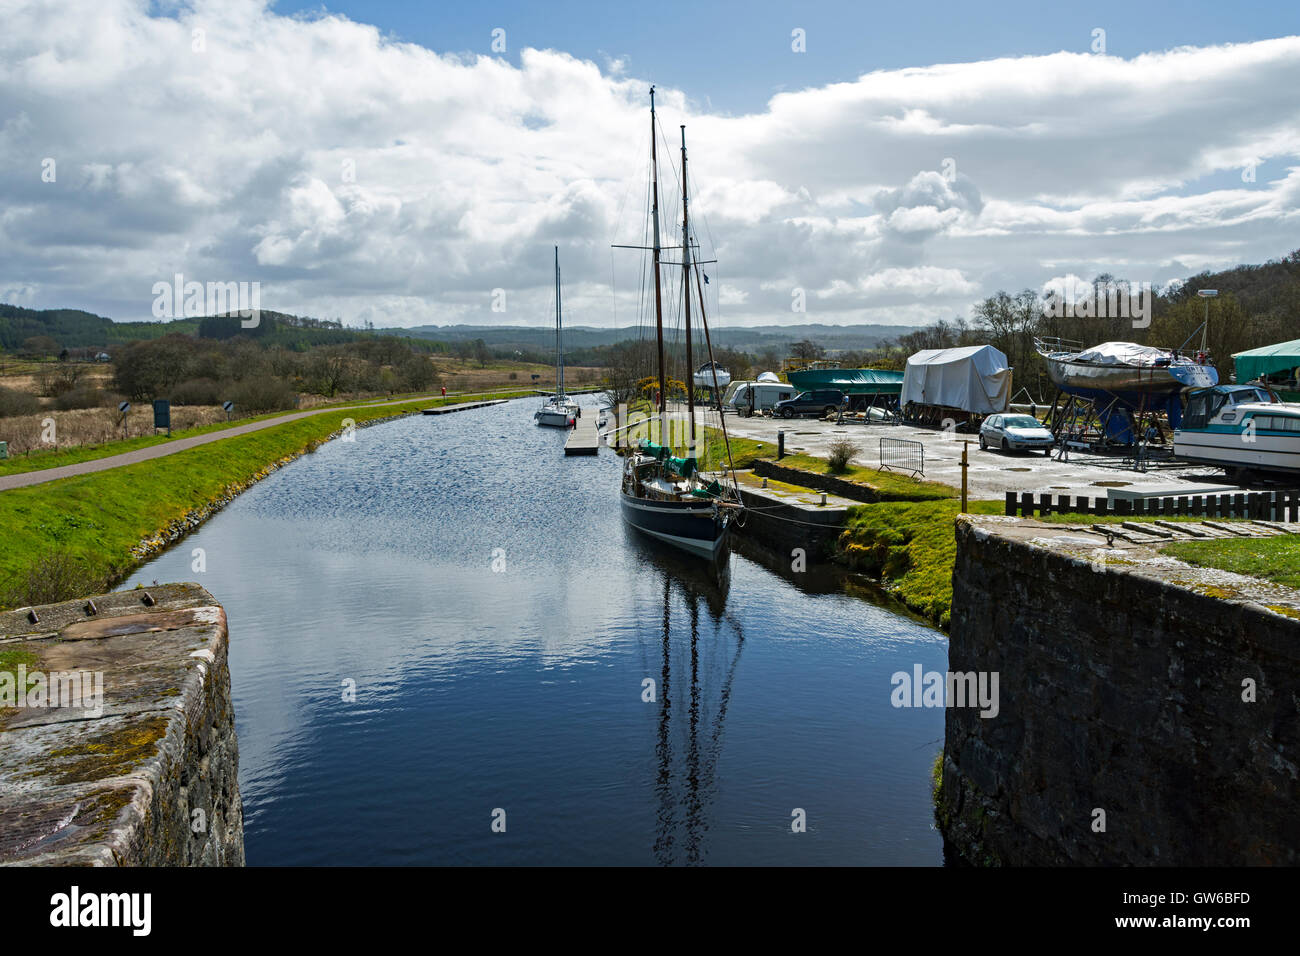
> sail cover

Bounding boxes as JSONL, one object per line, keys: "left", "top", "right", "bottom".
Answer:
{"left": 1073, "top": 342, "right": 1176, "bottom": 366}
{"left": 901, "top": 345, "right": 1012, "bottom": 414}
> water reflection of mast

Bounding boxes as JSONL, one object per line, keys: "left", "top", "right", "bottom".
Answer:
{"left": 651, "top": 563, "right": 746, "bottom": 866}
{"left": 653, "top": 574, "right": 675, "bottom": 863}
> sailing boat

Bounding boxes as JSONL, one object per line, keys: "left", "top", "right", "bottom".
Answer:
{"left": 617, "top": 88, "right": 743, "bottom": 559}
{"left": 535, "top": 246, "right": 580, "bottom": 427}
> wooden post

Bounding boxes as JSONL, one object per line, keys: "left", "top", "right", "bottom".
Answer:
{"left": 1004, "top": 490, "right": 1017, "bottom": 517}
{"left": 1020, "top": 492, "right": 1033, "bottom": 517}
{"left": 960, "top": 441, "right": 969, "bottom": 514}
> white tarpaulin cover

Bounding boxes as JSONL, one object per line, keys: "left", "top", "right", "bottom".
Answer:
{"left": 1073, "top": 341, "right": 1174, "bottom": 366}
{"left": 901, "top": 345, "right": 1012, "bottom": 414}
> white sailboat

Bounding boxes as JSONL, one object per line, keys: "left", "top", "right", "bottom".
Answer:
{"left": 535, "top": 246, "right": 580, "bottom": 428}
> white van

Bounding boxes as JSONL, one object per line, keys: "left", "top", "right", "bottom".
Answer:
{"left": 728, "top": 381, "right": 797, "bottom": 415}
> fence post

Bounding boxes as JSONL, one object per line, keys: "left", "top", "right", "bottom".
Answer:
{"left": 1020, "top": 492, "right": 1034, "bottom": 517}
{"left": 1005, "top": 491, "right": 1017, "bottom": 517}
{"left": 1039, "top": 492, "right": 1052, "bottom": 516}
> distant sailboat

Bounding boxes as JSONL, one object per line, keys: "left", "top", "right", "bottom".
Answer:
{"left": 535, "top": 246, "right": 580, "bottom": 428}
{"left": 617, "top": 88, "right": 742, "bottom": 559}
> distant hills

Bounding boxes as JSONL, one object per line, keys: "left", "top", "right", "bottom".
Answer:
{"left": 0, "top": 305, "right": 373, "bottom": 351}
{"left": 6, "top": 249, "right": 1296, "bottom": 357}
{"left": 0, "top": 304, "right": 916, "bottom": 355}
{"left": 384, "top": 323, "right": 918, "bottom": 353}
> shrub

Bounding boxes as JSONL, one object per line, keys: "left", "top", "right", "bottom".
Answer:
{"left": 0, "top": 385, "right": 42, "bottom": 418}
{"left": 171, "top": 377, "right": 224, "bottom": 406}
{"left": 827, "top": 438, "right": 859, "bottom": 473}
{"left": 0, "top": 550, "right": 104, "bottom": 609}
{"left": 53, "top": 385, "right": 111, "bottom": 410}
{"left": 228, "top": 376, "right": 299, "bottom": 414}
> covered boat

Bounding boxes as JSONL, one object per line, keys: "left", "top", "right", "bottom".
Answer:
{"left": 901, "top": 345, "right": 1012, "bottom": 420}
{"left": 1039, "top": 340, "right": 1218, "bottom": 394}
{"left": 1233, "top": 338, "right": 1300, "bottom": 400}
{"left": 786, "top": 367, "right": 904, "bottom": 398}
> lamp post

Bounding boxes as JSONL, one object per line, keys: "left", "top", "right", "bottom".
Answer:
{"left": 1197, "top": 289, "right": 1218, "bottom": 354}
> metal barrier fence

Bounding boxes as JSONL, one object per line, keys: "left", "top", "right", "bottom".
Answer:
{"left": 879, "top": 437, "right": 925, "bottom": 477}
{"left": 1005, "top": 489, "right": 1300, "bottom": 521}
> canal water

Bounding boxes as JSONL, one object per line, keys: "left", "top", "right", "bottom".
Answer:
{"left": 131, "top": 398, "right": 948, "bottom": 865}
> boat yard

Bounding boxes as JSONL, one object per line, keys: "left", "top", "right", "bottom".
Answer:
{"left": 717, "top": 409, "right": 1277, "bottom": 501}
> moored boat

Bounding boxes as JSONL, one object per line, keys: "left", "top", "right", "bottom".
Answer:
{"left": 615, "top": 88, "right": 742, "bottom": 559}
{"left": 535, "top": 247, "right": 579, "bottom": 428}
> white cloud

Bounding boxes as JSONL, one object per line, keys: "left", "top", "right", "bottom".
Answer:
{"left": 0, "top": 1, "right": 1297, "bottom": 329}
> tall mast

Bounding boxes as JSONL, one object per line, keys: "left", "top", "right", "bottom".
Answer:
{"left": 649, "top": 88, "right": 667, "bottom": 420}
{"left": 680, "top": 124, "right": 696, "bottom": 455}
{"left": 554, "top": 246, "right": 564, "bottom": 398}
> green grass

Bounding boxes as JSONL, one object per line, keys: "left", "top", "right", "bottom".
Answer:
{"left": 0, "top": 395, "right": 482, "bottom": 608}
{"left": 1162, "top": 536, "right": 1300, "bottom": 590}
{"left": 776, "top": 452, "right": 958, "bottom": 501}
{"left": 0, "top": 643, "right": 40, "bottom": 679}
{"left": 0, "top": 387, "right": 535, "bottom": 477}
{"left": 1035, "top": 511, "right": 1221, "bottom": 525}
{"left": 838, "top": 499, "right": 1003, "bottom": 628}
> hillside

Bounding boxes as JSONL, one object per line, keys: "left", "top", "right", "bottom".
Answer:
{"left": 385, "top": 322, "right": 920, "bottom": 353}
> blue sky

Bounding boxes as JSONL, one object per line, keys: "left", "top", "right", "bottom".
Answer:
{"left": 270, "top": 0, "right": 1300, "bottom": 114}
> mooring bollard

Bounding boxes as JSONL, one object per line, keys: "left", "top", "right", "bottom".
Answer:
{"left": 777, "top": 430, "right": 785, "bottom": 460}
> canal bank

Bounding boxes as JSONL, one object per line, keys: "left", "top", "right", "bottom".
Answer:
{"left": 0, "top": 393, "right": 520, "bottom": 612}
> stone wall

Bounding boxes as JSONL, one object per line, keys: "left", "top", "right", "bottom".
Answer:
{"left": 940, "top": 516, "right": 1300, "bottom": 865}
{"left": 753, "top": 460, "right": 885, "bottom": 504}
{"left": 0, "top": 584, "right": 243, "bottom": 866}
{"left": 733, "top": 485, "right": 847, "bottom": 561}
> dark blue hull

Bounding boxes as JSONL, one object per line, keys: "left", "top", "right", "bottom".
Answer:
{"left": 620, "top": 493, "right": 727, "bottom": 558}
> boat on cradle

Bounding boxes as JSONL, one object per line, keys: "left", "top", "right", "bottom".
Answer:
{"left": 1037, "top": 340, "right": 1218, "bottom": 395}
{"left": 1174, "top": 383, "right": 1300, "bottom": 476}
{"left": 535, "top": 246, "right": 580, "bottom": 428}
{"left": 693, "top": 361, "right": 731, "bottom": 390}
{"left": 615, "top": 87, "right": 743, "bottom": 559}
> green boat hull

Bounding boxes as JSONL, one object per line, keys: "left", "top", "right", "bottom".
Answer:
{"left": 786, "top": 368, "right": 904, "bottom": 396}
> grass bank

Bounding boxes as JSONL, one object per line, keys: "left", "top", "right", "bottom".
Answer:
{"left": 838, "top": 499, "right": 1003, "bottom": 628}
{"left": 1161, "top": 535, "right": 1300, "bottom": 590}
{"left": 0, "top": 388, "right": 534, "bottom": 477}
{"left": 0, "top": 394, "right": 509, "bottom": 609}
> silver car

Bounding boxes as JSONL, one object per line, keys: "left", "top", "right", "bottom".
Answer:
{"left": 980, "top": 413, "right": 1054, "bottom": 454}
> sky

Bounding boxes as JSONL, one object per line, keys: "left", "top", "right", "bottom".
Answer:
{"left": 2, "top": 0, "right": 1299, "bottom": 329}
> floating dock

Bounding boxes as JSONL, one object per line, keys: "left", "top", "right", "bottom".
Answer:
{"left": 422, "top": 399, "right": 509, "bottom": 416}
{"left": 564, "top": 415, "right": 601, "bottom": 456}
